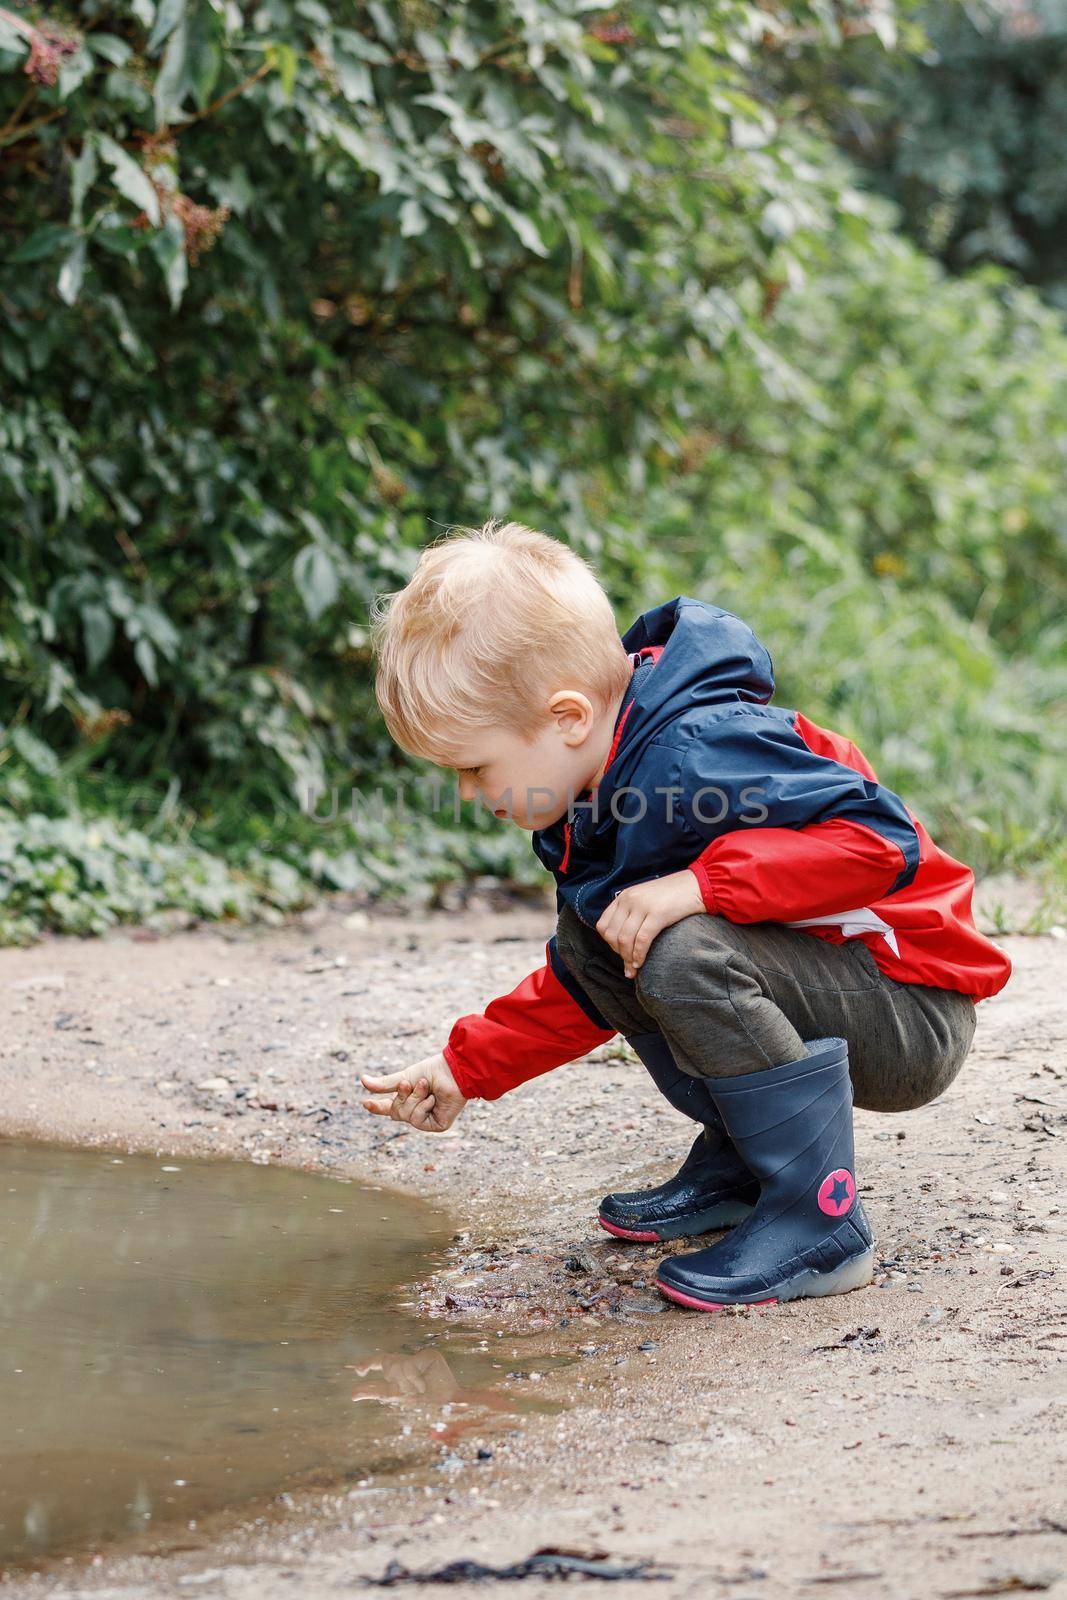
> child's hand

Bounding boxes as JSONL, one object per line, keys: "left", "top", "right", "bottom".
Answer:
{"left": 359, "top": 1051, "right": 468, "bottom": 1133}
{"left": 595, "top": 869, "right": 706, "bottom": 978}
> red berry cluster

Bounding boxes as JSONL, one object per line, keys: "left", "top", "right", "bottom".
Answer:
{"left": 586, "top": 19, "right": 636, "bottom": 45}
{"left": 23, "top": 22, "right": 79, "bottom": 86}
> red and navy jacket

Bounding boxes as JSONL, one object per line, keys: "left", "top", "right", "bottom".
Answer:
{"left": 442, "top": 596, "right": 1012, "bottom": 1100}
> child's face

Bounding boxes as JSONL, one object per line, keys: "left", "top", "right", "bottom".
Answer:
{"left": 448, "top": 685, "right": 624, "bottom": 832}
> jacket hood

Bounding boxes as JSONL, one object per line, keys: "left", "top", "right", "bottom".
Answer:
{"left": 530, "top": 595, "right": 775, "bottom": 880}
{"left": 614, "top": 595, "right": 775, "bottom": 757}
{"left": 534, "top": 596, "right": 775, "bottom": 868}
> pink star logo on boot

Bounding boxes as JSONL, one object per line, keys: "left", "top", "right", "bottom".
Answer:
{"left": 817, "top": 1168, "right": 856, "bottom": 1216}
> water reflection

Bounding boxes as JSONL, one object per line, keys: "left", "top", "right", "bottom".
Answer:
{"left": 0, "top": 1141, "right": 556, "bottom": 1570}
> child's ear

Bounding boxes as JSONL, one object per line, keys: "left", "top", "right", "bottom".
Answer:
{"left": 549, "top": 689, "right": 594, "bottom": 743}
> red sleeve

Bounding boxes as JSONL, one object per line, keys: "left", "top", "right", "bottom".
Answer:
{"left": 687, "top": 816, "right": 908, "bottom": 923}
{"left": 442, "top": 940, "right": 619, "bottom": 1101}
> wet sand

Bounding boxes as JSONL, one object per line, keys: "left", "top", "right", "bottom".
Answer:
{"left": 0, "top": 887, "right": 1064, "bottom": 1599}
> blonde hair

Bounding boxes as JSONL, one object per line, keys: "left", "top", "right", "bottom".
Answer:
{"left": 370, "top": 518, "right": 631, "bottom": 763}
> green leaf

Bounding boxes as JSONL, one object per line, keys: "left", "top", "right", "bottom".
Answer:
{"left": 185, "top": 3, "right": 222, "bottom": 111}
{"left": 762, "top": 200, "right": 796, "bottom": 240}
{"left": 498, "top": 200, "right": 549, "bottom": 257}
{"left": 57, "top": 48, "right": 94, "bottom": 101}
{"left": 868, "top": 7, "right": 898, "bottom": 50}
{"left": 136, "top": 601, "right": 181, "bottom": 656}
{"left": 266, "top": 42, "right": 298, "bottom": 100}
{"left": 87, "top": 33, "right": 133, "bottom": 66}
{"left": 334, "top": 29, "right": 392, "bottom": 66}
{"left": 81, "top": 604, "right": 114, "bottom": 671}
{"left": 150, "top": 213, "right": 188, "bottom": 310}
{"left": 56, "top": 236, "right": 87, "bottom": 305}
{"left": 293, "top": 545, "right": 339, "bottom": 621}
{"left": 146, "top": 0, "right": 187, "bottom": 56}
{"left": 0, "top": 337, "right": 27, "bottom": 382}
{"left": 133, "top": 637, "right": 158, "bottom": 686}
{"left": 414, "top": 29, "right": 447, "bottom": 64}
{"left": 398, "top": 198, "right": 427, "bottom": 238}
{"left": 8, "top": 226, "right": 75, "bottom": 265}
{"left": 10, "top": 727, "right": 61, "bottom": 778}
{"left": 69, "top": 140, "right": 99, "bottom": 219}
{"left": 97, "top": 134, "right": 161, "bottom": 225}
{"left": 365, "top": 2, "right": 396, "bottom": 47}
{"left": 154, "top": 16, "right": 189, "bottom": 125}
{"left": 336, "top": 56, "right": 373, "bottom": 105}
{"left": 0, "top": 13, "right": 25, "bottom": 50}
{"left": 50, "top": 455, "right": 73, "bottom": 519}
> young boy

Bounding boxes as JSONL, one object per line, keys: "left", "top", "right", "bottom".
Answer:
{"left": 361, "top": 519, "right": 1012, "bottom": 1310}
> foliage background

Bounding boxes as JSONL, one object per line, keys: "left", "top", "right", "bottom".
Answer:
{"left": 820, "top": 0, "right": 1067, "bottom": 306}
{"left": 1, "top": 0, "right": 1064, "bottom": 944}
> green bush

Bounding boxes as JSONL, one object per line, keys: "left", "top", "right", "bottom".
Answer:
{"left": 1, "top": 1, "right": 1063, "bottom": 941}
{"left": 818, "top": 0, "right": 1067, "bottom": 307}
{"left": 627, "top": 186, "right": 1067, "bottom": 883}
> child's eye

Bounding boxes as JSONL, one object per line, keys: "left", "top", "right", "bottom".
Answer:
{"left": 458, "top": 766, "right": 480, "bottom": 778}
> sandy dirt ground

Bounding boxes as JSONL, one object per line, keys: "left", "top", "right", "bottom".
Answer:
{"left": 0, "top": 886, "right": 1064, "bottom": 1600}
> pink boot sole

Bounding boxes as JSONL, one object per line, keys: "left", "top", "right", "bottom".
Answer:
{"left": 598, "top": 1216, "right": 661, "bottom": 1242}
{"left": 655, "top": 1278, "right": 778, "bottom": 1312}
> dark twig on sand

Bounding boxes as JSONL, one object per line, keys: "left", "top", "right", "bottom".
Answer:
{"left": 359, "top": 1549, "right": 673, "bottom": 1585}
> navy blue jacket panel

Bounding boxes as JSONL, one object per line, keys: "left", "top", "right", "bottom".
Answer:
{"left": 531, "top": 596, "right": 920, "bottom": 931}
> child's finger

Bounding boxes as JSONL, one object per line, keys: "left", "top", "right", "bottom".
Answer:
{"left": 408, "top": 1094, "right": 438, "bottom": 1130}
{"left": 362, "top": 1095, "right": 399, "bottom": 1116}
{"left": 399, "top": 1091, "right": 434, "bottom": 1125}
{"left": 361, "top": 1070, "right": 410, "bottom": 1093}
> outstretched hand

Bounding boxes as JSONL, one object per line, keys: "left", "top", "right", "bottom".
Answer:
{"left": 360, "top": 1050, "right": 468, "bottom": 1133}
{"left": 595, "top": 869, "right": 706, "bottom": 977}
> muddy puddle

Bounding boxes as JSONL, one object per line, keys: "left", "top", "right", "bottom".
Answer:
{"left": 0, "top": 1140, "right": 569, "bottom": 1572}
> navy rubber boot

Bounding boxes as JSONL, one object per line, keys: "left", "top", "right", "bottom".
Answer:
{"left": 598, "top": 1031, "right": 760, "bottom": 1243}
{"left": 655, "top": 1037, "right": 875, "bottom": 1308}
